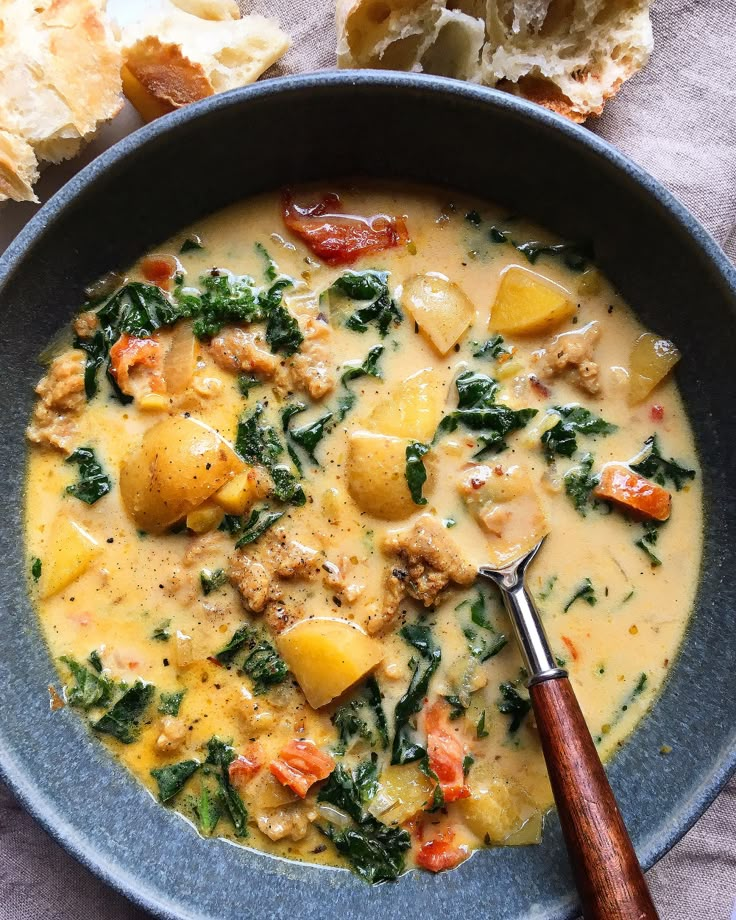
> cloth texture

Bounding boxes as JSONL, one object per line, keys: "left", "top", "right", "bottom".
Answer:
{"left": 0, "top": 0, "right": 734, "bottom": 917}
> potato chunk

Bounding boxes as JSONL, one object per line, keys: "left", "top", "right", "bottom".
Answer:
{"left": 365, "top": 368, "right": 445, "bottom": 442}
{"left": 491, "top": 266, "right": 575, "bottom": 335}
{"left": 120, "top": 415, "right": 244, "bottom": 532}
{"left": 459, "top": 768, "right": 542, "bottom": 845}
{"left": 213, "top": 469, "right": 260, "bottom": 514}
{"left": 276, "top": 617, "right": 383, "bottom": 709}
{"left": 347, "top": 431, "right": 431, "bottom": 520}
{"left": 401, "top": 273, "right": 475, "bottom": 355}
{"left": 368, "top": 764, "right": 434, "bottom": 825}
{"left": 459, "top": 464, "right": 549, "bottom": 568}
{"left": 40, "top": 516, "right": 100, "bottom": 598}
{"left": 628, "top": 333, "right": 681, "bottom": 404}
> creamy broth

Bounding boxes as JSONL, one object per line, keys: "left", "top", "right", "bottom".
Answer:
{"left": 25, "top": 185, "right": 701, "bottom": 878}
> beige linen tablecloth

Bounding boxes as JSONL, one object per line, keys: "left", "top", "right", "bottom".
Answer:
{"left": 0, "top": 0, "right": 734, "bottom": 916}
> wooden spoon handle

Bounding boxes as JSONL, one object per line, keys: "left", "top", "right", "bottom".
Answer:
{"left": 529, "top": 677, "right": 659, "bottom": 920}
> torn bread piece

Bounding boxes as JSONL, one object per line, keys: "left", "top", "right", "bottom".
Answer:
{"left": 0, "top": 0, "right": 123, "bottom": 202}
{"left": 335, "top": 0, "right": 652, "bottom": 122}
{"left": 117, "top": 0, "right": 291, "bottom": 122}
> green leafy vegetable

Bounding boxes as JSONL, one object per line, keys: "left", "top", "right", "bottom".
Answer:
{"left": 288, "top": 412, "right": 333, "bottom": 465}
{"left": 180, "top": 235, "right": 203, "bottom": 253}
{"left": 88, "top": 650, "right": 104, "bottom": 673}
{"left": 242, "top": 640, "right": 288, "bottom": 694}
{"left": 204, "top": 737, "right": 248, "bottom": 837}
{"left": 434, "top": 370, "right": 537, "bottom": 456}
{"left": 92, "top": 680, "right": 155, "bottom": 743}
{"left": 635, "top": 520, "right": 662, "bottom": 567}
{"left": 255, "top": 241, "right": 277, "bottom": 282}
{"left": 151, "top": 619, "right": 171, "bottom": 642}
{"left": 465, "top": 209, "right": 482, "bottom": 227}
{"left": 263, "top": 280, "right": 303, "bottom": 356}
{"left": 270, "top": 465, "right": 306, "bottom": 505}
{"left": 235, "top": 402, "right": 283, "bottom": 466}
{"left": 443, "top": 695, "right": 466, "bottom": 720}
{"left": 497, "top": 683, "right": 531, "bottom": 733}
{"left": 151, "top": 760, "right": 200, "bottom": 802}
{"left": 563, "top": 578, "right": 597, "bottom": 612}
{"left": 515, "top": 240, "right": 593, "bottom": 272}
{"left": 65, "top": 447, "right": 111, "bottom": 504}
{"left": 214, "top": 625, "right": 253, "bottom": 664}
{"left": 158, "top": 689, "right": 186, "bottom": 716}
{"left": 364, "top": 676, "right": 389, "bottom": 750}
{"left": 541, "top": 405, "right": 616, "bottom": 460}
{"left": 564, "top": 452, "right": 598, "bottom": 514}
{"left": 234, "top": 507, "right": 284, "bottom": 548}
{"left": 61, "top": 656, "right": 115, "bottom": 710}
{"left": 195, "top": 782, "right": 221, "bottom": 835}
{"left": 31, "top": 557, "right": 42, "bottom": 581}
{"left": 178, "top": 271, "right": 262, "bottom": 339}
{"left": 341, "top": 345, "right": 385, "bottom": 385}
{"left": 476, "top": 711, "right": 489, "bottom": 739}
{"left": 328, "top": 270, "right": 402, "bottom": 337}
{"left": 332, "top": 704, "right": 373, "bottom": 754}
{"left": 391, "top": 624, "right": 441, "bottom": 765}
{"left": 631, "top": 434, "right": 696, "bottom": 491}
{"left": 318, "top": 762, "right": 411, "bottom": 883}
{"left": 405, "top": 441, "right": 429, "bottom": 505}
{"left": 237, "top": 374, "right": 260, "bottom": 397}
{"left": 473, "top": 335, "right": 509, "bottom": 360}
{"left": 200, "top": 568, "right": 228, "bottom": 595}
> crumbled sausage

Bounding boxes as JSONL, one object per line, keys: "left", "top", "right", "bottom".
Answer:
{"left": 26, "top": 350, "right": 86, "bottom": 454}
{"left": 373, "top": 514, "right": 476, "bottom": 634}
{"left": 286, "top": 294, "right": 336, "bottom": 399}
{"left": 534, "top": 321, "right": 601, "bottom": 395}
{"left": 229, "top": 557, "right": 275, "bottom": 613}
{"left": 155, "top": 716, "right": 187, "bottom": 753}
{"left": 208, "top": 327, "right": 284, "bottom": 379}
{"left": 257, "top": 803, "right": 318, "bottom": 842}
{"left": 72, "top": 310, "right": 99, "bottom": 338}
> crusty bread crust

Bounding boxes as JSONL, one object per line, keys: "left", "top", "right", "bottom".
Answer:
{"left": 0, "top": 0, "right": 122, "bottom": 202}
{"left": 335, "top": 0, "right": 652, "bottom": 122}
{"left": 118, "top": 0, "right": 290, "bottom": 121}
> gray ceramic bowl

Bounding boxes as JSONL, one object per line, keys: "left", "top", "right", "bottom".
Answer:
{"left": 1, "top": 72, "right": 734, "bottom": 920}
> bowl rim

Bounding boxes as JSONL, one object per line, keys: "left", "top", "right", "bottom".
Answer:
{"left": 2, "top": 69, "right": 735, "bottom": 920}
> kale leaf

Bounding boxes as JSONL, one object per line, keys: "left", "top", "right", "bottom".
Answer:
{"left": 564, "top": 452, "right": 598, "bottom": 514}
{"left": 497, "top": 682, "right": 531, "bottom": 733}
{"left": 541, "top": 405, "right": 616, "bottom": 460}
{"left": 180, "top": 235, "right": 203, "bottom": 253}
{"left": 151, "top": 620, "right": 171, "bottom": 642}
{"left": 391, "top": 624, "right": 441, "bottom": 765}
{"left": 328, "top": 270, "right": 402, "bottom": 337}
{"left": 473, "top": 335, "right": 509, "bottom": 360}
{"left": 65, "top": 447, "right": 111, "bottom": 504}
{"left": 200, "top": 568, "right": 228, "bottom": 595}
{"left": 255, "top": 241, "right": 278, "bottom": 282}
{"left": 336, "top": 345, "right": 385, "bottom": 422}
{"left": 405, "top": 441, "right": 429, "bottom": 505}
{"left": 31, "top": 557, "right": 42, "bottom": 581}
{"left": 234, "top": 507, "right": 284, "bottom": 548}
{"left": 177, "top": 271, "right": 263, "bottom": 339}
{"left": 158, "top": 689, "right": 186, "bottom": 716}
{"left": 92, "top": 680, "right": 155, "bottom": 743}
{"left": 515, "top": 240, "right": 593, "bottom": 272}
{"left": 195, "top": 783, "right": 221, "bottom": 836}
{"left": 635, "top": 520, "right": 663, "bottom": 567}
{"left": 331, "top": 676, "right": 389, "bottom": 754}
{"left": 462, "top": 592, "right": 508, "bottom": 662}
{"left": 151, "top": 759, "right": 200, "bottom": 802}
{"left": 214, "top": 624, "right": 253, "bottom": 665}
{"left": 317, "top": 761, "right": 411, "bottom": 883}
{"left": 242, "top": 640, "right": 288, "bottom": 694}
{"left": 235, "top": 402, "right": 283, "bottom": 466}
{"left": 61, "top": 656, "right": 115, "bottom": 710}
{"left": 262, "top": 279, "right": 303, "bottom": 356}
{"left": 631, "top": 434, "right": 696, "bottom": 491}
{"left": 563, "top": 578, "right": 597, "bottom": 612}
{"left": 288, "top": 412, "right": 333, "bottom": 465}
{"left": 434, "top": 370, "right": 537, "bottom": 456}
{"left": 204, "top": 737, "right": 248, "bottom": 837}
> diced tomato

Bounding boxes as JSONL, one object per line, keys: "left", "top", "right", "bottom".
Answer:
{"left": 141, "top": 255, "right": 178, "bottom": 290}
{"left": 282, "top": 190, "right": 409, "bottom": 266}
{"left": 650, "top": 404, "right": 665, "bottom": 421}
{"left": 425, "top": 701, "right": 470, "bottom": 804}
{"left": 416, "top": 831, "right": 468, "bottom": 873}
{"left": 593, "top": 463, "right": 671, "bottom": 522}
{"left": 228, "top": 744, "right": 263, "bottom": 789}
{"left": 109, "top": 332, "right": 165, "bottom": 396}
{"left": 561, "top": 635, "right": 579, "bottom": 661}
{"left": 269, "top": 739, "right": 335, "bottom": 798}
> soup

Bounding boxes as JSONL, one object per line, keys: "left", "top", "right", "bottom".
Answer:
{"left": 25, "top": 185, "right": 701, "bottom": 880}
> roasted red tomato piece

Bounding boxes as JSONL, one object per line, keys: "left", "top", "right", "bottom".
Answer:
{"left": 228, "top": 744, "right": 264, "bottom": 790}
{"left": 425, "top": 701, "right": 470, "bottom": 804}
{"left": 416, "top": 831, "right": 468, "bottom": 873}
{"left": 269, "top": 739, "right": 335, "bottom": 798}
{"left": 282, "top": 190, "right": 409, "bottom": 266}
{"left": 140, "top": 254, "right": 178, "bottom": 290}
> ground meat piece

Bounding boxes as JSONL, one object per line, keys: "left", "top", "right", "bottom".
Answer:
{"left": 72, "top": 310, "right": 99, "bottom": 338}
{"left": 264, "top": 529, "right": 323, "bottom": 580}
{"left": 374, "top": 514, "right": 476, "bottom": 634}
{"left": 155, "top": 716, "right": 187, "bottom": 753}
{"left": 26, "top": 349, "right": 86, "bottom": 454}
{"left": 322, "top": 555, "right": 365, "bottom": 604}
{"left": 257, "top": 803, "right": 318, "bottom": 842}
{"left": 229, "top": 556, "right": 275, "bottom": 613}
{"left": 535, "top": 321, "right": 601, "bottom": 395}
{"left": 208, "top": 327, "right": 285, "bottom": 378}
{"left": 286, "top": 294, "right": 336, "bottom": 399}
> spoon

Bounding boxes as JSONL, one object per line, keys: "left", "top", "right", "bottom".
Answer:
{"left": 479, "top": 538, "right": 659, "bottom": 920}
